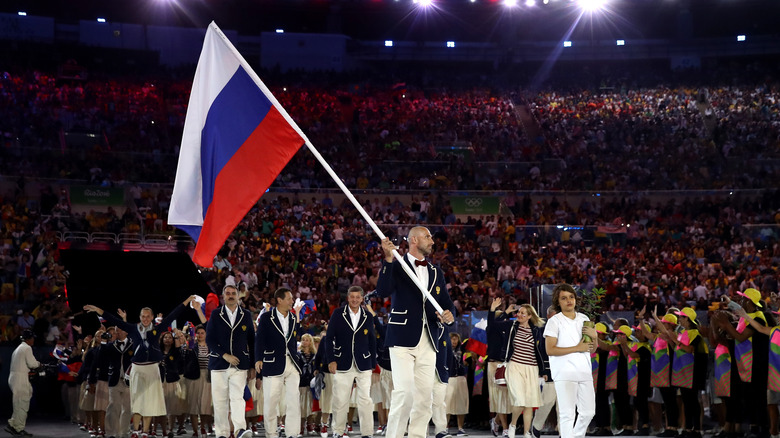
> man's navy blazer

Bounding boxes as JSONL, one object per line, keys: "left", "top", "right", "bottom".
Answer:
{"left": 254, "top": 308, "right": 302, "bottom": 377}
{"left": 206, "top": 305, "right": 255, "bottom": 371}
{"left": 376, "top": 256, "right": 455, "bottom": 351}
{"left": 325, "top": 305, "right": 377, "bottom": 372}
{"left": 433, "top": 324, "right": 450, "bottom": 384}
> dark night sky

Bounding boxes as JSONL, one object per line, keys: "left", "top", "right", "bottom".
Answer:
{"left": 1, "top": 0, "right": 777, "bottom": 42}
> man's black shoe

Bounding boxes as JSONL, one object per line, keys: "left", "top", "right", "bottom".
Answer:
{"left": 531, "top": 427, "right": 541, "bottom": 438}
{"left": 236, "top": 429, "right": 252, "bottom": 438}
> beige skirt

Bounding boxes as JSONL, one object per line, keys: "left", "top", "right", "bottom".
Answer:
{"left": 163, "top": 380, "right": 186, "bottom": 416}
{"left": 370, "top": 372, "right": 383, "bottom": 405}
{"left": 130, "top": 363, "right": 166, "bottom": 417}
{"left": 506, "top": 362, "right": 542, "bottom": 408}
{"left": 379, "top": 368, "right": 393, "bottom": 409}
{"left": 320, "top": 373, "right": 333, "bottom": 413}
{"left": 93, "top": 381, "right": 110, "bottom": 411}
{"left": 445, "top": 376, "right": 469, "bottom": 415}
{"left": 79, "top": 382, "right": 95, "bottom": 411}
{"left": 200, "top": 369, "right": 214, "bottom": 415}
{"left": 299, "top": 386, "right": 313, "bottom": 417}
{"left": 185, "top": 372, "right": 204, "bottom": 415}
{"left": 487, "top": 361, "right": 511, "bottom": 414}
{"left": 248, "top": 377, "right": 263, "bottom": 417}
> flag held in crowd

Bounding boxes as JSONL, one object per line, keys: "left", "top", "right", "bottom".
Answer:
{"left": 168, "top": 21, "right": 306, "bottom": 267}
{"left": 464, "top": 317, "right": 488, "bottom": 357}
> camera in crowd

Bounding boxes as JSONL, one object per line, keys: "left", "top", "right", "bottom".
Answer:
{"left": 364, "top": 290, "right": 379, "bottom": 305}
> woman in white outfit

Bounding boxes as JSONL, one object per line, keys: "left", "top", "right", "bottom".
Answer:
{"left": 543, "top": 284, "right": 598, "bottom": 438}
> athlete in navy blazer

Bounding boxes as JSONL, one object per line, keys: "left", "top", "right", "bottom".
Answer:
{"left": 377, "top": 227, "right": 456, "bottom": 438}
{"left": 254, "top": 305, "right": 303, "bottom": 377}
{"left": 376, "top": 240, "right": 455, "bottom": 351}
{"left": 325, "top": 301, "right": 377, "bottom": 372}
{"left": 254, "top": 288, "right": 303, "bottom": 438}
{"left": 206, "top": 303, "right": 256, "bottom": 371}
{"left": 206, "top": 285, "right": 256, "bottom": 438}
{"left": 325, "top": 286, "right": 378, "bottom": 438}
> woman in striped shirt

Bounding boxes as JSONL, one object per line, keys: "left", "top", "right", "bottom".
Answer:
{"left": 489, "top": 298, "right": 546, "bottom": 438}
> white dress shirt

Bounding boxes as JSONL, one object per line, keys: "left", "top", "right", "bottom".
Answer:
{"left": 276, "top": 309, "right": 291, "bottom": 337}
{"left": 349, "top": 307, "right": 361, "bottom": 330}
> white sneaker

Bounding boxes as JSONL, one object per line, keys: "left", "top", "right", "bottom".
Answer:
{"left": 507, "top": 426, "right": 516, "bottom": 438}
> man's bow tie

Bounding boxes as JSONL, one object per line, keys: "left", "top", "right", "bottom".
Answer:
{"left": 414, "top": 260, "right": 428, "bottom": 267}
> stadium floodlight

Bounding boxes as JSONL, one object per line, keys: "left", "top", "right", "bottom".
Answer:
{"left": 737, "top": 34, "right": 746, "bottom": 42}
{"left": 417, "top": 0, "right": 434, "bottom": 7}
{"left": 504, "top": 0, "right": 518, "bottom": 7}
{"left": 18, "top": 11, "right": 27, "bottom": 16}
{"left": 578, "top": 0, "right": 607, "bottom": 12}
{"left": 526, "top": 0, "right": 535, "bottom": 6}
{"left": 446, "top": 41, "right": 455, "bottom": 47}
{"left": 275, "top": 29, "right": 284, "bottom": 33}
{"left": 385, "top": 40, "right": 394, "bottom": 47}
{"left": 543, "top": 0, "right": 549, "bottom": 4}
{"left": 563, "top": 40, "right": 572, "bottom": 47}
{"left": 470, "top": 0, "right": 477, "bottom": 3}
{"left": 616, "top": 39, "right": 625, "bottom": 46}
{"left": 97, "top": 17, "right": 106, "bottom": 23}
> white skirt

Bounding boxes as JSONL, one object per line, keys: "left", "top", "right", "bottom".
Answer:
{"left": 488, "top": 361, "right": 511, "bottom": 414}
{"left": 130, "top": 363, "right": 166, "bottom": 417}
{"left": 506, "top": 362, "right": 542, "bottom": 408}
{"left": 445, "top": 376, "right": 469, "bottom": 415}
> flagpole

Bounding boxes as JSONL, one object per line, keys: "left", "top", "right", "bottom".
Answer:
{"left": 303, "top": 140, "right": 446, "bottom": 315}
{"left": 207, "top": 21, "right": 444, "bottom": 315}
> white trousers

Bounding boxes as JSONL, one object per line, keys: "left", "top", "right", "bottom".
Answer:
{"left": 211, "top": 367, "right": 248, "bottom": 437}
{"left": 9, "top": 372, "right": 32, "bottom": 432}
{"left": 263, "top": 356, "right": 301, "bottom": 438}
{"left": 431, "top": 381, "right": 448, "bottom": 434}
{"left": 107, "top": 383, "right": 132, "bottom": 438}
{"left": 554, "top": 380, "right": 596, "bottom": 438}
{"left": 385, "top": 331, "right": 436, "bottom": 438}
{"left": 331, "top": 365, "right": 373, "bottom": 436}
{"left": 531, "top": 381, "right": 558, "bottom": 431}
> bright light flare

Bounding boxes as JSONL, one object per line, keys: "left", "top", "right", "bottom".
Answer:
{"left": 737, "top": 34, "right": 746, "bottom": 42}
{"left": 414, "top": 0, "right": 434, "bottom": 6}
{"left": 525, "top": 0, "right": 535, "bottom": 6}
{"left": 504, "top": 0, "right": 518, "bottom": 7}
{"left": 578, "top": 0, "right": 607, "bottom": 12}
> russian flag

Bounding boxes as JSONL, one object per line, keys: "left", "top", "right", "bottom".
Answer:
{"left": 464, "top": 318, "right": 488, "bottom": 357}
{"left": 169, "top": 22, "right": 306, "bottom": 267}
{"left": 302, "top": 299, "right": 317, "bottom": 316}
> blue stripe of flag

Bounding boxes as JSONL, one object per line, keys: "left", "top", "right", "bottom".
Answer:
{"left": 200, "top": 66, "right": 273, "bottom": 220}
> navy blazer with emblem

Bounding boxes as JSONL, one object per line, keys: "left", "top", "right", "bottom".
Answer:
{"left": 325, "top": 305, "right": 377, "bottom": 372}
{"left": 106, "top": 338, "right": 134, "bottom": 387}
{"left": 254, "top": 307, "right": 303, "bottom": 377}
{"left": 434, "top": 324, "right": 451, "bottom": 384}
{"left": 376, "top": 255, "right": 455, "bottom": 351}
{"left": 206, "top": 305, "right": 255, "bottom": 371}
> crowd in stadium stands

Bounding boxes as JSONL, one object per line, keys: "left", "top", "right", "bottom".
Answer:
{"left": 1, "top": 184, "right": 778, "bottom": 344}
{"left": 1, "top": 62, "right": 780, "bottom": 438}
{"left": 1, "top": 68, "right": 778, "bottom": 190}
